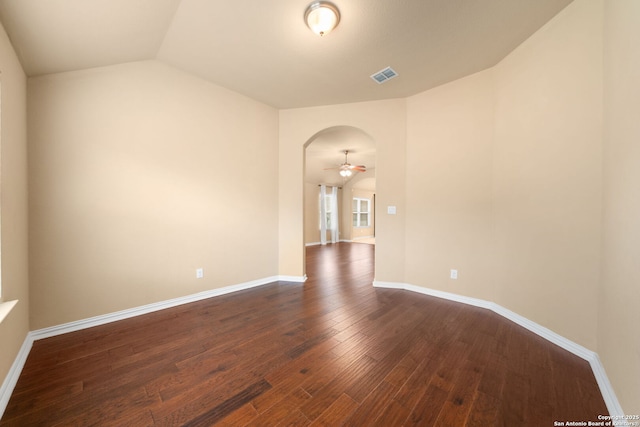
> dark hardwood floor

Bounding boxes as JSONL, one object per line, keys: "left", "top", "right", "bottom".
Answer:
{"left": 1, "top": 242, "right": 607, "bottom": 426}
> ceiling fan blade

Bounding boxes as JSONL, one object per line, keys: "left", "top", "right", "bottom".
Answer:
{"left": 350, "top": 165, "right": 367, "bottom": 172}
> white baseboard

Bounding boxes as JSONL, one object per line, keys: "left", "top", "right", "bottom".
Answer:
{"left": 30, "top": 276, "right": 302, "bottom": 341}
{"left": 588, "top": 353, "right": 625, "bottom": 417}
{"left": 372, "top": 280, "right": 624, "bottom": 417}
{"left": 0, "top": 274, "right": 304, "bottom": 418}
{"left": 305, "top": 241, "right": 352, "bottom": 247}
{"left": 277, "top": 274, "right": 307, "bottom": 283}
{"left": 0, "top": 335, "right": 33, "bottom": 419}
{"left": 2, "top": 276, "right": 622, "bottom": 419}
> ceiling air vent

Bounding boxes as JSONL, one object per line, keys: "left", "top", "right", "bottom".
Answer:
{"left": 370, "top": 66, "right": 398, "bottom": 84}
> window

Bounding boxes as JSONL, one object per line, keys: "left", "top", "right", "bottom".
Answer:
{"left": 353, "top": 198, "right": 370, "bottom": 227}
{"left": 319, "top": 194, "right": 333, "bottom": 229}
{"left": 318, "top": 186, "right": 339, "bottom": 245}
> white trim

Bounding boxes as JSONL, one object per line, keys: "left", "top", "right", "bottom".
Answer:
{"left": 0, "top": 300, "right": 19, "bottom": 325}
{"left": 588, "top": 353, "right": 624, "bottom": 416}
{"left": 277, "top": 275, "right": 307, "bottom": 283}
{"left": 0, "top": 275, "right": 306, "bottom": 417}
{"left": 0, "top": 335, "right": 33, "bottom": 419}
{"left": 372, "top": 280, "right": 624, "bottom": 416}
{"left": 306, "top": 241, "right": 352, "bottom": 247}
{"left": 2, "top": 277, "right": 622, "bottom": 418}
{"left": 30, "top": 276, "right": 304, "bottom": 341}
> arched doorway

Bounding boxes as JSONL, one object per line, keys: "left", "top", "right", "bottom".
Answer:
{"left": 303, "top": 126, "right": 376, "bottom": 276}
{"left": 277, "top": 100, "right": 406, "bottom": 284}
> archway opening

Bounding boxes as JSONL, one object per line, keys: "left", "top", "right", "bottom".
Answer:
{"left": 302, "top": 126, "right": 376, "bottom": 278}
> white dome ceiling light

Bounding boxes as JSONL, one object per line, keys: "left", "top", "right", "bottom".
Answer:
{"left": 304, "top": 1, "right": 340, "bottom": 37}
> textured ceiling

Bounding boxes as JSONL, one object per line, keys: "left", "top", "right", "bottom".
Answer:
{"left": 0, "top": 0, "right": 573, "bottom": 109}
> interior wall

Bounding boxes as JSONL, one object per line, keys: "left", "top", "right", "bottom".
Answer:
{"left": 339, "top": 186, "right": 350, "bottom": 242}
{"left": 0, "top": 21, "right": 29, "bottom": 391}
{"left": 28, "top": 60, "right": 279, "bottom": 329}
{"left": 492, "top": 0, "right": 603, "bottom": 350}
{"left": 405, "top": 0, "right": 602, "bottom": 351}
{"left": 601, "top": 0, "right": 640, "bottom": 414}
{"left": 303, "top": 182, "right": 320, "bottom": 245}
{"left": 405, "top": 69, "right": 494, "bottom": 301}
{"left": 279, "top": 99, "right": 406, "bottom": 281}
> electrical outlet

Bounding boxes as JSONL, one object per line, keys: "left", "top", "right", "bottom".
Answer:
{"left": 450, "top": 269, "right": 458, "bottom": 280}
{"left": 196, "top": 268, "right": 204, "bottom": 279}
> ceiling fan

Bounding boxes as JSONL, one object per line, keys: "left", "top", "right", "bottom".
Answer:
{"left": 324, "top": 150, "right": 367, "bottom": 177}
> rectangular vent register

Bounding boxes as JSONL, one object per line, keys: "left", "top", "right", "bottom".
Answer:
{"left": 370, "top": 66, "right": 398, "bottom": 84}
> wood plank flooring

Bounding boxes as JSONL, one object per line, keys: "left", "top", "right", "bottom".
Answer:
{"left": 1, "top": 243, "right": 608, "bottom": 426}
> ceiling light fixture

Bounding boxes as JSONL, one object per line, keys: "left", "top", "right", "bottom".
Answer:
{"left": 305, "top": 1, "right": 340, "bottom": 37}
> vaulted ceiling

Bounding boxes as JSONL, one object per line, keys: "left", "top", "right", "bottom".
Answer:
{"left": 0, "top": 0, "right": 574, "bottom": 187}
{"left": 0, "top": 0, "right": 573, "bottom": 109}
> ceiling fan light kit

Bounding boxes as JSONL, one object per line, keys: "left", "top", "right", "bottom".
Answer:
{"left": 325, "top": 150, "right": 367, "bottom": 178}
{"left": 305, "top": 1, "right": 340, "bottom": 36}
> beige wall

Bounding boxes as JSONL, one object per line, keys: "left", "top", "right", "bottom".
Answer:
{"left": 303, "top": 182, "right": 320, "bottom": 245}
{"left": 0, "top": 22, "right": 29, "bottom": 386}
{"left": 28, "top": 61, "right": 279, "bottom": 329}
{"left": 405, "top": 69, "right": 494, "bottom": 301}
{"left": 492, "top": 0, "right": 603, "bottom": 350}
{"left": 279, "top": 99, "right": 406, "bottom": 281}
{"left": 404, "top": 0, "right": 640, "bottom": 408}
{"left": 406, "top": 0, "right": 602, "bottom": 351}
{"left": 601, "top": 0, "right": 640, "bottom": 414}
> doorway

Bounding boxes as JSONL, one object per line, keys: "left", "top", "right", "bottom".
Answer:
{"left": 303, "top": 126, "right": 376, "bottom": 249}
